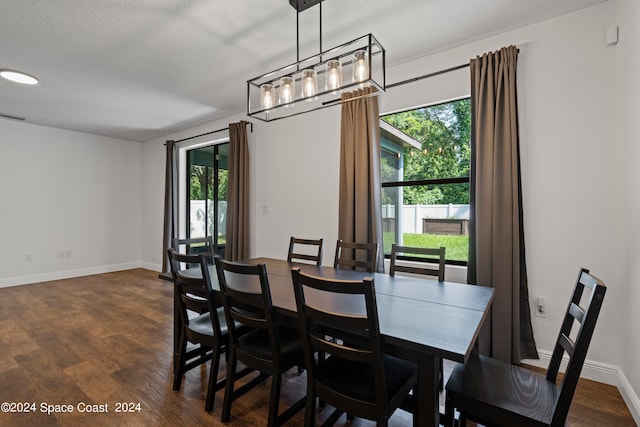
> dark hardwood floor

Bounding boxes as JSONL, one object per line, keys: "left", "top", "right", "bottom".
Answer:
{"left": 0, "top": 269, "right": 635, "bottom": 426}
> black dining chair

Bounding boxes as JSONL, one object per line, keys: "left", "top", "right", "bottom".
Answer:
{"left": 333, "top": 240, "right": 379, "bottom": 273}
{"left": 389, "top": 244, "right": 446, "bottom": 391}
{"left": 167, "top": 249, "right": 229, "bottom": 413}
{"left": 214, "top": 257, "right": 306, "bottom": 427}
{"left": 291, "top": 267, "right": 417, "bottom": 427}
{"left": 287, "top": 236, "right": 324, "bottom": 265}
{"left": 444, "top": 267, "right": 607, "bottom": 427}
{"left": 173, "top": 236, "right": 216, "bottom": 263}
{"left": 389, "top": 244, "right": 446, "bottom": 282}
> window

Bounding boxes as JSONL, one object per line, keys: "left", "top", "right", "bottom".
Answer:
{"left": 185, "top": 142, "right": 229, "bottom": 257}
{"left": 381, "top": 98, "right": 471, "bottom": 264}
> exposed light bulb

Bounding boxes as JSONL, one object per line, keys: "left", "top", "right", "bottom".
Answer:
{"left": 326, "top": 59, "right": 342, "bottom": 92}
{"left": 279, "top": 76, "right": 295, "bottom": 105}
{"left": 260, "top": 83, "right": 274, "bottom": 110}
{"left": 301, "top": 69, "right": 317, "bottom": 100}
{"left": 353, "top": 50, "right": 368, "bottom": 83}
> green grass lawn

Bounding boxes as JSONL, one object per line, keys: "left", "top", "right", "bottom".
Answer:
{"left": 383, "top": 232, "right": 469, "bottom": 262}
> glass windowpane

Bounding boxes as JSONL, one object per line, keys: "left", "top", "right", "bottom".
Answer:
{"left": 381, "top": 98, "right": 471, "bottom": 263}
{"left": 186, "top": 142, "right": 229, "bottom": 257}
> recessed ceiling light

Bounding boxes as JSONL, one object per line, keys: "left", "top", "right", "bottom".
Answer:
{"left": 0, "top": 69, "right": 39, "bottom": 85}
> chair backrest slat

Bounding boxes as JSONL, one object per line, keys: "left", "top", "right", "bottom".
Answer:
{"left": 568, "top": 302, "right": 585, "bottom": 323}
{"left": 389, "top": 244, "right": 446, "bottom": 281}
{"left": 558, "top": 334, "right": 575, "bottom": 357}
{"left": 308, "top": 334, "right": 372, "bottom": 363}
{"left": 333, "top": 240, "right": 379, "bottom": 273}
{"left": 173, "top": 236, "right": 216, "bottom": 266}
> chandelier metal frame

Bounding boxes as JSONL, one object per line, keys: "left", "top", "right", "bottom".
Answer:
{"left": 246, "top": 0, "right": 385, "bottom": 122}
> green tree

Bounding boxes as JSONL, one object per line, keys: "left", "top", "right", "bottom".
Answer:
{"left": 218, "top": 169, "right": 228, "bottom": 201}
{"left": 189, "top": 165, "right": 228, "bottom": 202}
{"left": 190, "top": 166, "right": 205, "bottom": 200}
{"left": 382, "top": 98, "right": 471, "bottom": 205}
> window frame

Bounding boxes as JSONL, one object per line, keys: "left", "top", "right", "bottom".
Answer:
{"left": 179, "top": 138, "right": 229, "bottom": 258}
{"left": 380, "top": 98, "right": 471, "bottom": 267}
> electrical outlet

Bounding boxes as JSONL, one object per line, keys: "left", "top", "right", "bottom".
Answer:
{"left": 535, "top": 297, "right": 546, "bottom": 318}
{"left": 25, "top": 253, "right": 32, "bottom": 262}
{"left": 65, "top": 250, "right": 72, "bottom": 259}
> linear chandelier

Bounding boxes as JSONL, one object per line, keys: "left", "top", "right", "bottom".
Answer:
{"left": 247, "top": 0, "right": 385, "bottom": 122}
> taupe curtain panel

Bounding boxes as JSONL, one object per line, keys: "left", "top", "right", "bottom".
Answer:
{"left": 162, "top": 140, "right": 178, "bottom": 273}
{"left": 467, "top": 45, "right": 538, "bottom": 363}
{"left": 226, "top": 121, "right": 250, "bottom": 261}
{"left": 338, "top": 87, "right": 385, "bottom": 272}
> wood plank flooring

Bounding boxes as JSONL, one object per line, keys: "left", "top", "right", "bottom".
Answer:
{"left": 0, "top": 269, "right": 635, "bottom": 426}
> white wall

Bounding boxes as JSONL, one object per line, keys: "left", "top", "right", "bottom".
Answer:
{"left": 252, "top": 108, "right": 342, "bottom": 265}
{"left": 616, "top": 0, "right": 640, "bottom": 419}
{"left": 0, "top": 119, "right": 142, "bottom": 286}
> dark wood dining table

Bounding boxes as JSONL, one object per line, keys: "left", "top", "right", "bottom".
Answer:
{"left": 167, "top": 257, "right": 494, "bottom": 427}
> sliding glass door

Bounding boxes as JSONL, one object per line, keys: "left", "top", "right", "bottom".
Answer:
{"left": 186, "top": 142, "right": 229, "bottom": 257}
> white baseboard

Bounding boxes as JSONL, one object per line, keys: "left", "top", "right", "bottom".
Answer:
{"left": 617, "top": 367, "right": 640, "bottom": 426}
{"left": 523, "top": 349, "right": 618, "bottom": 385}
{"left": 523, "top": 350, "right": 640, "bottom": 425}
{"left": 140, "top": 261, "right": 162, "bottom": 272}
{"left": 0, "top": 262, "right": 142, "bottom": 288}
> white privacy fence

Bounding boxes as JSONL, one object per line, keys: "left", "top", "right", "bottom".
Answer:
{"left": 189, "top": 201, "right": 227, "bottom": 238}
{"left": 190, "top": 202, "right": 468, "bottom": 237}
{"left": 382, "top": 204, "right": 469, "bottom": 234}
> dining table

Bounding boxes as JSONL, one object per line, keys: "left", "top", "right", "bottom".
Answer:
{"left": 165, "top": 257, "right": 494, "bottom": 427}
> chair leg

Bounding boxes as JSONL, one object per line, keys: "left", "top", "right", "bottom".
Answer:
{"left": 443, "top": 393, "right": 455, "bottom": 427}
{"left": 221, "top": 351, "right": 237, "bottom": 423}
{"left": 205, "top": 347, "right": 221, "bottom": 413}
{"left": 321, "top": 408, "right": 345, "bottom": 427}
{"left": 172, "top": 334, "right": 187, "bottom": 391}
{"left": 317, "top": 351, "right": 326, "bottom": 409}
{"left": 304, "top": 388, "right": 316, "bottom": 427}
{"left": 267, "top": 372, "right": 282, "bottom": 427}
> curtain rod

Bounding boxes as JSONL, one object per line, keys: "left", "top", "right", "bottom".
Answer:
{"left": 321, "top": 62, "right": 469, "bottom": 107}
{"left": 386, "top": 46, "right": 519, "bottom": 90}
{"left": 386, "top": 62, "right": 469, "bottom": 90}
{"left": 171, "top": 121, "right": 253, "bottom": 144}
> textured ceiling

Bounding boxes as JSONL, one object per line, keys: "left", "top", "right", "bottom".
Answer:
{"left": 0, "top": 0, "right": 606, "bottom": 142}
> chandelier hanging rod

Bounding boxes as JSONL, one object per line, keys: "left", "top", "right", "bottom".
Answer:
{"left": 295, "top": 0, "right": 323, "bottom": 68}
